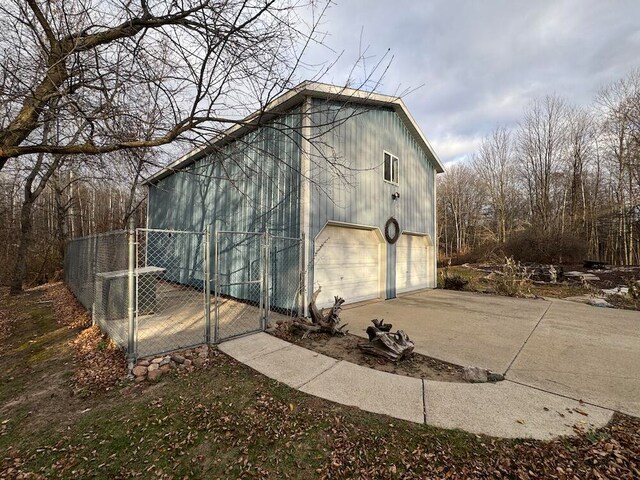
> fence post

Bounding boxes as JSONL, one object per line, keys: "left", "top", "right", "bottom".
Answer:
{"left": 262, "top": 232, "right": 270, "bottom": 330}
{"left": 213, "top": 230, "right": 219, "bottom": 343}
{"left": 204, "top": 225, "right": 211, "bottom": 344}
{"left": 127, "top": 217, "right": 136, "bottom": 365}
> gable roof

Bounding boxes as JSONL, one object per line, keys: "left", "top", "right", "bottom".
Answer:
{"left": 144, "top": 81, "right": 444, "bottom": 185}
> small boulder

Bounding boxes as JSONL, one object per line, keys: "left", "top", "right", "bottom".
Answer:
{"left": 148, "top": 363, "right": 159, "bottom": 372}
{"left": 151, "top": 357, "right": 163, "bottom": 364}
{"left": 159, "top": 364, "right": 171, "bottom": 374}
{"left": 589, "top": 298, "right": 613, "bottom": 308}
{"left": 132, "top": 365, "right": 148, "bottom": 377}
{"left": 172, "top": 354, "right": 185, "bottom": 364}
{"left": 463, "top": 366, "right": 488, "bottom": 383}
{"left": 137, "top": 359, "right": 150, "bottom": 367}
{"left": 463, "top": 366, "right": 505, "bottom": 383}
{"left": 148, "top": 369, "right": 162, "bottom": 382}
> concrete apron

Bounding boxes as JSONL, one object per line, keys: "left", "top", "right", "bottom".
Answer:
{"left": 218, "top": 333, "right": 613, "bottom": 440}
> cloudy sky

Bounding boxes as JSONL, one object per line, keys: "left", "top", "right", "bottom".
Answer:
{"left": 301, "top": 0, "right": 640, "bottom": 165}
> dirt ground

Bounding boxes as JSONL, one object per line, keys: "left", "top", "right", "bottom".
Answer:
{"left": 271, "top": 327, "right": 468, "bottom": 383}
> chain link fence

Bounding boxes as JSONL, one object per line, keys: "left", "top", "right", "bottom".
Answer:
{"left": 64, "top": 231, "right": 129, "bottom": 347}
{"left": 135, "top": 228, "right": 209, "bottom": 357}
{"left": 64, "top": 227, "right": 302, "bottom": 359}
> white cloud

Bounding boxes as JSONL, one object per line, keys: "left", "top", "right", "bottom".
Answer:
{"left": 301, "top": 0, "right": 640, "bottom": 163}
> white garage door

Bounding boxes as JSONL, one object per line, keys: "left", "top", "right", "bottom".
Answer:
{"left": 313, "top": 225, "right": 383, "bottom": 308}
{"left": 396, "top": 233, "right": 433, "bottom": 293}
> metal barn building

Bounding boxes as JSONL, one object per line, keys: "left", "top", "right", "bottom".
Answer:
{"left": 145, "top": 82, "right": 444, "bottom": 312}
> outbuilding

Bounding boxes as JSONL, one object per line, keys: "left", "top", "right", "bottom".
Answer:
{"left": 145, "top": 82, "right": 444, "bottom": 311}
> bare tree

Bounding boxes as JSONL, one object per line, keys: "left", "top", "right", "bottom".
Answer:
{"left": 597, "top": 69, "right": 640, "bottom": 264}
{"left": 0, "top": 0, "right": 326, "bottom": 169}
{"left": 438, "top": 162, "right": 484, "bottom": 257}
{"left": 472, "top": 127, "right": 519, "bottom": 243}
{"left": 517, "top": 95, "right": 569, "bottom": 234}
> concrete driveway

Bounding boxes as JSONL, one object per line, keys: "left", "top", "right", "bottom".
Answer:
{"left": 341, "top": 289, "right": 640, "bottom": 417}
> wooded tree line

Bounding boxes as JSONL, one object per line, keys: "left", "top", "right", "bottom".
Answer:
{"left": 439, "top": 68, "right": 640, "bottom": 266}
{"left": 0, "top": 158, "right": 148, "bottom": 288}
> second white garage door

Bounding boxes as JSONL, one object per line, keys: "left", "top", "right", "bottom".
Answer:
{"left": 313, "top": 225, "right": 384, "bottom": 308}
{"left": 396, "top": 233, "right": 433, "bottom": 293}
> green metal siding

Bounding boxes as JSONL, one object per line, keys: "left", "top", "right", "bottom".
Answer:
{"left": 308, "top": 99, "right": 437, "bottom": 299}
{"left": 147, "top": 112, "right": 302, "bottom": 302}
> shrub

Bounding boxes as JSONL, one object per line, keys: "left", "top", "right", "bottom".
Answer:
{"left": 504, "top": 229, "right": 587, "bottom": 264}
{"left": 439, "top": 266, "right": 470, "bottom": 291}
{"left": 494, "top": 257, "right": 532, "bottom": 297}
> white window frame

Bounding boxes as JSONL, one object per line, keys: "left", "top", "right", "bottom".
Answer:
{"left": 383, "top": 151, "right": 399, "bottom": 185}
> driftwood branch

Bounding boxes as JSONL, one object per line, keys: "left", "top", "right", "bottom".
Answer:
{"left": 290, "top": 287, "right": 348, "bottom": 338}
{"left": 358, "top": 319, "right": 414, "bottom": 362}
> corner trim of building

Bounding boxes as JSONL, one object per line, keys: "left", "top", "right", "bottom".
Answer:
{"left": 300, "top": 96, "right": 312, "bottom": 317}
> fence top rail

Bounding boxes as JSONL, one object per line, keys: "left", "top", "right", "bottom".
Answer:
{"left": 215, "top": 230, "right": 264, "bottom": 236}
{"left": 270, "top": 234, "right": 302, "bottom": 241}
{"left": 137, "top": 228, "right": 205, "bottom": 235}
{"left": 66, "top": 230, "right": 127, "bottom": 243}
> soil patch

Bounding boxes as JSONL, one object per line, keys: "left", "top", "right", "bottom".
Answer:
{"left": 271, "top": 327, "right": 467, "bottom": 383}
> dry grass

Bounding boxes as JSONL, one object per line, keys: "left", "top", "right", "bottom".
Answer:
{"left": 439, "top": 265, "right": 592, "bottom": 299}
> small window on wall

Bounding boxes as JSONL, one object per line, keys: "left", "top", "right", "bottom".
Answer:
{"left": 383, "top": 151, "right": 398, "bottom": 184}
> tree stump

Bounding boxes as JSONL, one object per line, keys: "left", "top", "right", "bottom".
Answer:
{"left": 358, "top": 319, "right": 414, "bottom": 362}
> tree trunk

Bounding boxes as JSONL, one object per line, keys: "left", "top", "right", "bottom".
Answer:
{"left": 10, "top": 199, "right": 34, "bottom": 294}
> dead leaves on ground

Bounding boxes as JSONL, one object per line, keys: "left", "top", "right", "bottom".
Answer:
{"left": 44, "top": 282, "right": 127, "bottom": 393}
{"left": 70, "top": 325, "right": 127, "bottom": 394}
{"left": 44, "top": 282, "right": 91, "bottom": 330}
{"left": 0, "top": 288, "right": 19, "bottom": 343}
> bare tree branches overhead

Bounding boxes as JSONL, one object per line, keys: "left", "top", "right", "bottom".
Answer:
{"left": 0, "top": 0, "right": 323, "bottom": 168}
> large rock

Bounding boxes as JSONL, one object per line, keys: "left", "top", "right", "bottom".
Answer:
{"left": 148, "top": 369, "right": 163, "bottom": 381}
{"left": 171, "top": 354, "right": 185, "bottom": 364}
{"left": 137, "top": 359, "right": 150, "bottom": 367}
{"left": 132, "top": 365, "right": 147, "bottom": 377}
{"left": 463, "top": 366, "right": 504, "bottom": 383}
{"left": 148, "top": 363, "right": 159, "bottom": 372}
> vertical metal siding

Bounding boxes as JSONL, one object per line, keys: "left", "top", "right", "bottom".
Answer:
{"left": 308, "top": 100, "right": 437, "bottom": 298}
{"left": 147, "top": 111, "right": 302, "bottom": 304}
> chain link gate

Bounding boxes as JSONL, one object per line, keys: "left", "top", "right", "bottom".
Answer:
{"left": 213, "top": 231, "right": 265, "bottom": 341}
{"left": 269, "top": 235, "right": 304, "bottom": 318}
{"left": 134, "top": 228, "right": 209, "bottom": 358}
